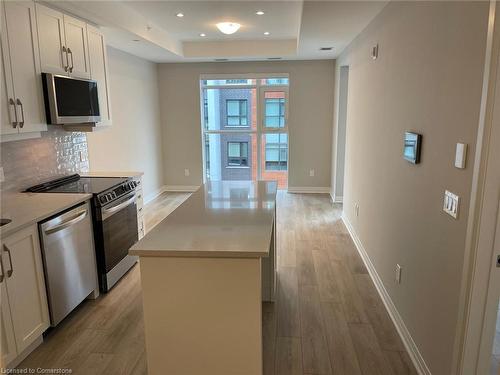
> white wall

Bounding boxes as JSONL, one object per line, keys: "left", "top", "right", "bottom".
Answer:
{"left": 335, "top": 2, "right": 489, "bottom": 374}
{"left": 157, "top": 60, "right": 335, "bottom": 189}
{"left": 87, "top": 47, "right": 164, "bottom": 200}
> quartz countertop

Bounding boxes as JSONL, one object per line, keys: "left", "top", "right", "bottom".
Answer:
{"left": 81, "top": 171, "right": 144, "bottom": 178}
{"left": 0, "top": 192, "right": 92, "bottom": 238}
{"left": 130, "top": 180, "right": 277, "bottom": 258}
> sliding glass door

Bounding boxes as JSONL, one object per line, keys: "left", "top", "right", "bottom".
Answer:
{"left": 201, "top": 77, "right": 289, "bottom": 188}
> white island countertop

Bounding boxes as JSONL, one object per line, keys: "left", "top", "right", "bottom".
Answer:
{"left": 130, "top": 180, "right": 277, "bottom": 258}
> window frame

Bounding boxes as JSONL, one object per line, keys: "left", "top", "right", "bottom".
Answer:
{"left": 264, "top": 134, "right": 288, "bottom": 171}
{"left": 199, "top": 76, "right": 289, "bottom": 187}
{"left": 226, "top": 99, "right": 249, "bottom": 127}
{"left": 227, "top": 141, "right": 249, "bottom": 167}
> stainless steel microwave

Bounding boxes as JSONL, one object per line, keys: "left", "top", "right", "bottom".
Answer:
{"left": 42, "top": 73, "right": 101, "bottom": 125}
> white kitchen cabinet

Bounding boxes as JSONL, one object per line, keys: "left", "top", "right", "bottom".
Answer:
{"left": 134, "top": 177, "right": 145, "bottom": 239}
{"left": 87, "top": 25, "right": 112, "bottom": 126}
{"left": 36, "top": 4, "right": 90, "bottom": 78}
{"left": 1, "top": 1, "right": 47, "bottom": 136}
{"left": 62, "top": 15, "right": 90, "bottom": 78}
{"left": 1, "top": 225, "right": 49, "bottom": 358}
{"left": 0, "top": 273, "right": 17, "bottom": 367}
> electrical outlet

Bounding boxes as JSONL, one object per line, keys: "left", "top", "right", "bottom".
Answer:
{"left": 0, "top": 167, "right": 4, "bottom": 183}
{"left": 309, "top": 169, "right": 315, "bottom": 177}
{"left": 354, "top": 203, "right": 360, "bottom": 217}
{"left": 184, "top": 169, "right": 190, "bottom": 177}
{"left": 395, "top": 264, "right": 402, "bottom": 284}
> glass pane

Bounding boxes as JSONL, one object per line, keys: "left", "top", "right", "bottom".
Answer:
{"left": 203, "top": 79, "right": 256, "bottom": 86}
{"left": 228, "top": 142, "right": 241, "bottom": 157}
{"left": 205, "top": 133, "right": 257, "bottom": 181}
{"left": 261, "top": 133, "right": 288, "bottom": 188}
{"left": 204, "top": 88, "right": 256, "bottom": 130}
{"left": 260, "top": 78, "right": 290, "bottom": 86}
{"left": 227, "top": 100, "right": 240, "bottom": 116}
{"left": 264, "top": 92, "right": 285, "bottom": 129}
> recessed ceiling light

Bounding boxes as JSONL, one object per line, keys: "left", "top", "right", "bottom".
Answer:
{"left": 320, "top": 47, "right": 334, "bottom": 51}
{"left": 216, "top": 22, "right": 241, "bottom": 35}
{"left": 200, "top": 33, "right": 206, "bottom": 37}
{"left": 176, "top": 12, "right": 184, "bottom": 18}
{"left": 264, "top": 31, "right": 270, "bottom": 36}
{"left": 256, "top": 10, "right": 265, "bottom": 15}
{"left": 132, "top": 39, "right": 140, "bottom": 42}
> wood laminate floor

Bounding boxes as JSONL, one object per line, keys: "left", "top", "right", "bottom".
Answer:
{"left": 18, "top": 191, "right": 417, "bottom": 375}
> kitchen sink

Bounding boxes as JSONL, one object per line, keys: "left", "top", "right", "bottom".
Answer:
{"left": 0, "top": 218, "right": 12, "bottom": 227}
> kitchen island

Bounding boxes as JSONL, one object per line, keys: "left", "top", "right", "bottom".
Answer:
{"left": 130, "top": 180, "right": 277, "bottom": 375}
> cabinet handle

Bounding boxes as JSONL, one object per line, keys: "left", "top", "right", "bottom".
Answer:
{"left": 62, "top": 46, "right": 69, "bottom": 72}
{"left": 8, "top": 98, "right": 18, "bottom": 128}
{"left": 0, "top": 256, "right": 4, "bottom": 283}
{"left": 3, "top": 245, "right": 13, "bottom": 278}
{"left": 16, "top": 99, "right": 24, "bottom": 128}
{"left": 68, "top": 48, "right": 74, "bottom": 73}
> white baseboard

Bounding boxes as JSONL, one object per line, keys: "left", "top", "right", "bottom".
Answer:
{"left": 164, "top": 185, "right": 200, "bottom": 193}
{"left": 287, "top": 186, "right": 331, "bottom": 194}
{"left": 334, "top": 195, "right": 343, "bottom": 203}
{"left": 341, "top": 214, "right": 431, "bottom": 375}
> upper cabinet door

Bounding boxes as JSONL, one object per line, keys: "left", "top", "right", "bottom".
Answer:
{"left": 3, "top": 1, "right": 47, "bottom": 133}
{"left": 0, "top": 4, "right": 18, "bottom": 136}
{"left": 2, "top": 225, "right": 49, "bottom": 354}
{"left": 87, "top": 25, "right": 112, "bottom": 126}
{"left": 63, "top": 15, "right": 90, "bottom": 78}
{"left": 35, "top": 4, "right": 67, "bottom": 75}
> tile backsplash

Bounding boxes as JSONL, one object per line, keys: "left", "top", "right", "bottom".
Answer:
{"left": 0, "top": 127, "right": 89, "bottom": 192}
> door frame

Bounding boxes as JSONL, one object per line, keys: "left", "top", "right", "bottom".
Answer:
{"left": 453, "top": 1, "right": 500, "bottom": 373}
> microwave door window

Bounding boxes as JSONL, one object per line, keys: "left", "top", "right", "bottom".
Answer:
{"left": 54, "top": 76, "right": 100, "bottom": 117}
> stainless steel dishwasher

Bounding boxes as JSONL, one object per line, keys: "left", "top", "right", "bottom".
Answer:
{"left": 39, "top": 201, "right": 98, "bottom": 326}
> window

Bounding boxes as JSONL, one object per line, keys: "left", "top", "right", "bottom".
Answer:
{"left": 226, "top": 99, "right": 248, "bottom": 126}
{"left": 227, "top": 142, "right": 248, "bottom": 166}
{"left": 265, "top": 134, "right": 288, "bottom": 171}
{"left": 203, "top": 97, "right": 209, "bottom": 128}
{"left": 264, "top": 98, "right": 285, "bottom": 128}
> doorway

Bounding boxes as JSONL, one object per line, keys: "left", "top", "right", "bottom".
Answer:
{"left": 333, "top": 65, "right": 349, "bottom": 202}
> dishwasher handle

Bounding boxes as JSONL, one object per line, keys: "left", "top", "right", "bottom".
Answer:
{"left": 44, "top": 210, "right": 88, "bottom": 235}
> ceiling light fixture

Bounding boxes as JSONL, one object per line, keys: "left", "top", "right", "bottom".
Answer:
{"left": 216, "top": 22, "right": 241, "bottom": 35}
{"left": 320, "top": 47, "right": 334, "bottom": 51}
{"left": 256, "top": 10, "right": 265, "bottom": 15}
{"left": 176, "top": 12, "right": 184, "bottom": 18}
{"left": 200, "top": 33, "right": 206, "bottom": 37}
{"left": 264, "top": 31, "right": 270, "bottom": 36}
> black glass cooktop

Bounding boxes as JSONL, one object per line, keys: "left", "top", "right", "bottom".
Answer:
{"left": 25, "top": 174, "right": 128, "bottom": 194}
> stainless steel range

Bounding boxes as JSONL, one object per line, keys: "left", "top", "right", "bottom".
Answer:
{"left": 27, "top": 174, "right": 139, "bottom": 292}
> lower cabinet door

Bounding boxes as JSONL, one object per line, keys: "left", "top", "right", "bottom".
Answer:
{"left": 0, "top": 276, "right": 17, "bottom": 368}
{"left": 2, "top": 225, "right": 49, "bottom": 354}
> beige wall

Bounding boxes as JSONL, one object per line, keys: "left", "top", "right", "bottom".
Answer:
{"left": 157, "top": 60, "right": 335, "bottom": 189}
{"left": 87, "top": 47, "right": 164, "bottom": 200}
{"left": 335, "top": 2, "right": 489, "bottom": 374}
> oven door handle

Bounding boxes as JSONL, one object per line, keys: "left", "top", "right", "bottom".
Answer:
{"left": 44, "top": 210, "right": 88, "bottom": 235}
{"left": 102, "top": 195, "right": 136, "bottom": 217}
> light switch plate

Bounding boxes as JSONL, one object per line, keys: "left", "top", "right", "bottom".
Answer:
{"left": 443, "top": 190, "right": 459, "bottom": 219}
{"left": 455, "top": 143, "right": 467, "bottom": 169}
